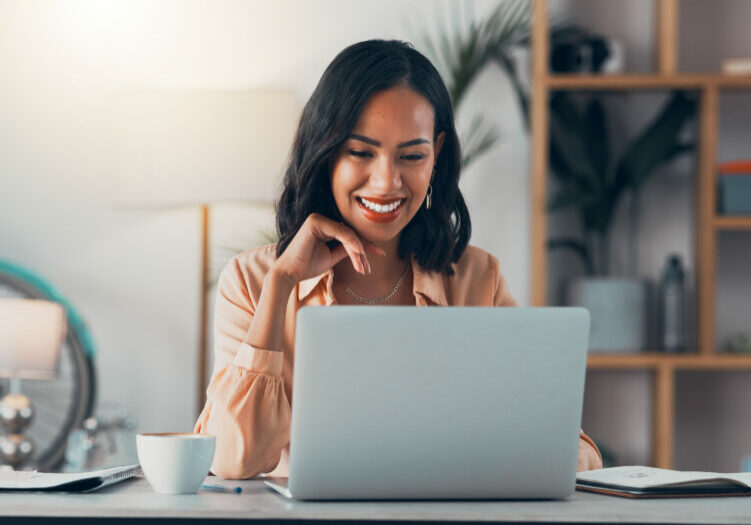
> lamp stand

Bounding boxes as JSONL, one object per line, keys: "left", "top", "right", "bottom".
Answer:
{"left": 197, "top": 205, "right": 210, "bottom": 419}
{"left": 0, "top": 377, "right": 34, "bottom": 469}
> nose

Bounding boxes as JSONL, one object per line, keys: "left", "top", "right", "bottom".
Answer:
{"left": 369, "top": 156, "right": 402, "bottom": 194}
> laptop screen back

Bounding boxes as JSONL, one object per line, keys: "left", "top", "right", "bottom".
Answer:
{"left": 288, "top": 306, "right": 590, "bottom": 500}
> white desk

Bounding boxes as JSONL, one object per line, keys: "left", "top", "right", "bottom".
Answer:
{"left": 1, "top": 475, "right": 751, "bottom": 524}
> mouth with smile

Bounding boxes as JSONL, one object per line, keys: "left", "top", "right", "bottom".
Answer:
{"left": 355, "top": 196, "right": 407, "bottom": 223}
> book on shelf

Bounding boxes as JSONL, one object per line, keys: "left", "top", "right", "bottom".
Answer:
{"left": 576, "top": 466, "right": 751, "bottom": 498}
{"left": 717, "top": 160, "right": 751, "bottom": 216}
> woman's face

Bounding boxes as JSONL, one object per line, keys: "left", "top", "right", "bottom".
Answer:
{"left": 330, "top": 86, "right": 445, "bottom": 244}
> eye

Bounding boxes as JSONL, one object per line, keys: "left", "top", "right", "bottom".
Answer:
{"left": 348, "top": 150, "right": 372, "bottom": 158}
{"left": 402, "top": 154, "right": 425, "bottom": 161}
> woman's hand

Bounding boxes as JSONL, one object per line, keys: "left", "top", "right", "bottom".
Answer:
{"left": 577, "top": 437, "right": 603, "bottom": 472}
{"left": 274, "top": 213, "right": 385, "bottom": 286}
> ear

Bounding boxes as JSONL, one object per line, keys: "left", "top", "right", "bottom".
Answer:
{"left": 434, "top": 131, "right": 445, "bottom": 162}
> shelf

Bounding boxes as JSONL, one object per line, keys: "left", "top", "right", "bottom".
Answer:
{"left": 587, "top": 353, "right": 751, "bottom": 370}
{"left": 547, "top": 74, "right": 751, "bottom": 90}
{"left": 714, "top": 216, "right": 751, "bottom": 230}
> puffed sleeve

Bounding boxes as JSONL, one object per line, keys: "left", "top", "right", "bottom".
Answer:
{"left": 194, "top": 254, "right": 291, "bottom": 479}
{"left": 491, "top": 255, "right": 518, "bottom": 306}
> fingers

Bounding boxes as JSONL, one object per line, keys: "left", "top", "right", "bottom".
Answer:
{"left": 329, "top": 244, "right": 370, "bottom": 275}
{"left": 364, "top": 241, "right": 387, "bottom": 257}
{"left": 309, "top": 216, "right": 369, "bottom": 274}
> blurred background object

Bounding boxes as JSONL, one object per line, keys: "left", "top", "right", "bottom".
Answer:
{"left": 547, "top": 90, "right": 696, "bottom": 352}
{"left": 63, "top": 402, "right": 137, "bottom": 472}
{"left": 549, "top": 25, "right": 624, "bottom": 74}
{"left": 0, "top": 263, "right": 96, "bottom": 471}
{"left": 659, "top": 253, "right": 686, "bottom": 353}
{"left": 0, "top": 299, "right": 65, "bottom": 469}
{"left": 717, "top": 160, "right": 751, "bottom": 215}
{"left": 112, "top": 89, "right": 299, "bottom": 417}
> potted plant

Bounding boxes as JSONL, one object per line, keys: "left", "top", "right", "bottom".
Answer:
{"left": 548, "top": 91, "right": 696, "bottom": 352}
{"left": 415, "top": 0, "right": 531, "bottom": 168}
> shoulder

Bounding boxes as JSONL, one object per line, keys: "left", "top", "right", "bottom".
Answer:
{"left": 230, "top": 243, "right": 278, "bottom": 276}
{"left": 450, "top": 244, "right": 500, "bottom": 279}
{"left": 445, "top": 245, "right": 515, "bottom": 306}
{"left": 217, "top": 244, "right": 278, "bottom": 304}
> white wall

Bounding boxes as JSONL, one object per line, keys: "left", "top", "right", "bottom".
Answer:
{"left": 0, "top": 0, "right": 531, "bottom": 434}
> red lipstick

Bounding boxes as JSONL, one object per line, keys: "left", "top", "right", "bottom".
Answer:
{"left": 355, "top": 196, "right": 406, "bottom": 223}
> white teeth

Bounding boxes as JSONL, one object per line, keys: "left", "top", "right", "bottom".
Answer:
{"left": 360, "top": 198, "right": 402, "bottom": 214}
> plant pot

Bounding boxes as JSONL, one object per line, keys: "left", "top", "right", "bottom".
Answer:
{"left": 566, "top": 278, "right": 651, "bottom": 353}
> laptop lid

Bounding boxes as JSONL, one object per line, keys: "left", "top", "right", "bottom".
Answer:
{"left": 286, "top": 306, "right": 590, "bottom": 500}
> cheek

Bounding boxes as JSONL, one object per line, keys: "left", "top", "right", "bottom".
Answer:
{"left": 330, "top": 159, "right": 361, "bottom": 203}
{"left": 407, "top": 169, "right": 432, "bottom": 197}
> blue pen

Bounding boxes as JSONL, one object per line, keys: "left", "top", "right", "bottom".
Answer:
{"left": 201, "top": 483, "right": 242, "bottom": 494}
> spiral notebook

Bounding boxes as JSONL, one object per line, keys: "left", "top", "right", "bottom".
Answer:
{"left": 0, "top": 464, "right": 141, "bottom": 493}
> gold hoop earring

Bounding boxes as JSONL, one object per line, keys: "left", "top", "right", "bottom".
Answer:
{"left": 425, "top": 166, "right": 435, "bottom": 210}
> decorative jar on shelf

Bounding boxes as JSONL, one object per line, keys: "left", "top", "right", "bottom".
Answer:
{"left": 566, "top": 277, "right": 651, "bottom": 354}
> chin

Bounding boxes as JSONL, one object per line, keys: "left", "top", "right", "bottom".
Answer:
{"left": 353, "top": 224, "right": 402, "bottom": 244}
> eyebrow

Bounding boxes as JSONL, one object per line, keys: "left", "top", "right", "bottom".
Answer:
{"left": 347, "top": 134, "right": 430, "bottom": 148}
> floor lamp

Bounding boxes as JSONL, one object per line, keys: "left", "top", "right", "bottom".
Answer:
{"left": 113, "top": 89, "right": 298, "bottom": 418}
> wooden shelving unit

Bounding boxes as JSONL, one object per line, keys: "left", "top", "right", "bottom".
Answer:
{"left": 530, "top": 0, "right": 751, "bottom": 469}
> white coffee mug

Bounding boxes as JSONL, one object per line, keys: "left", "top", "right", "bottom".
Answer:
{"left": 136, "top": 433, "right": 215, "bottom": 494}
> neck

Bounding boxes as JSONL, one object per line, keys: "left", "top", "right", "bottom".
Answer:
{"left": 334, "top": 236, "right": 408, "bottom": 290}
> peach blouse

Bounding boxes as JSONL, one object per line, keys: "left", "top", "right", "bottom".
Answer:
{"left": 194, "top": 243, "right": 602, "bottom": 479}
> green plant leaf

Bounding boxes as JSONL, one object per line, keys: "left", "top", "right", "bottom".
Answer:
{"left": 461, "top": 114, "right": 500, "bottom": 168}
{"left": 584, "top": 98, "right": 609, "bottom": 177}
{"left": 414, "top": 0, "right": 531, "bottom": 168}
{"left": 614, "top": 92, "right": 696, "bottom": 194}
{"left": 549, "top": 92, "right": 598, "bottom": 185}
{"left": 548, "top": 187, "right": 597, "bottom": 212}
{"left": 547, "top": 237, "right": 593, "bottom": 275}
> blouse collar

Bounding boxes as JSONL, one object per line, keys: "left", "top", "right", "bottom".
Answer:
{"left": 296, "top": 257, "right": 448, "bottom": 306}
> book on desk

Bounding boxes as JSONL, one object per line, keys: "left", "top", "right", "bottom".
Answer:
{"left": 577, "top": 466, "right": 751, "bottom": 498}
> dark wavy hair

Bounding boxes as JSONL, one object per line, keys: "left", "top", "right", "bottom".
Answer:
{"left": 275, "top": 39, "right": 470, "bottom": 275}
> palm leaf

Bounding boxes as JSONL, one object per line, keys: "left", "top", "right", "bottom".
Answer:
{"left": 547, "top": 237, "right": 592, "bottom": 274}
{"left": 549, "top": 92, "right": 598, "bottom": 185}
{"left": 584, "top": 98, "right": 609, "bottom": 177}
{"left": 414, "top": 0, "right": 532, "bottom": 168}
{"left": 461, "top": 114, "right": 500, "bottom": 167}
{"left": 614, "top": 92, "right": 696, "bottom": 194}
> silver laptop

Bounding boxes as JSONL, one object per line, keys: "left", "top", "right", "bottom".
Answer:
{"left": 265, "top": 306, "right": 590, "bottom": 500}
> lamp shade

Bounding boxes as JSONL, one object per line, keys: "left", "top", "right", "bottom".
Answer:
{"left": 0, "top": 299, "right": 66, "bottom": 379}
{"left": 113, "top": 89, "right": 299, "bottom": 207}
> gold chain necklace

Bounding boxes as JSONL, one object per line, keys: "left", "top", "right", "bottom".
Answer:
{"left": 333, "top": 263, "right": 410, "bottom": 304}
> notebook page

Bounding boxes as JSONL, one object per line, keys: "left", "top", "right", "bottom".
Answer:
{"left": 0, "top": 465, "right": 139, "bottom": 490}
{"left": 577, "top": 466, "right": 751, "bottom": 490}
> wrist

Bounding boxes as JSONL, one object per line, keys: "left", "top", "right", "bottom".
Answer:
{"left": 266, "top": 265, "right": 297, "bottom": 297}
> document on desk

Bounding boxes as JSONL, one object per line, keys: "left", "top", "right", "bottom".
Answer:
{"left": 0, "top": 464, "right": 141, "bottom": 493}
{"left": 577, "top": 466, "right": 751, "bottom": 498}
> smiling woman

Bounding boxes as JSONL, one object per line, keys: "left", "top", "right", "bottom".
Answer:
{"left": 194, "top": 39, "right": 602, "bottom": 479}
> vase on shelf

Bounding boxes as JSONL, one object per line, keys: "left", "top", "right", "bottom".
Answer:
{"left": 566, "top": 277, "right": 651, "bottom": 354}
